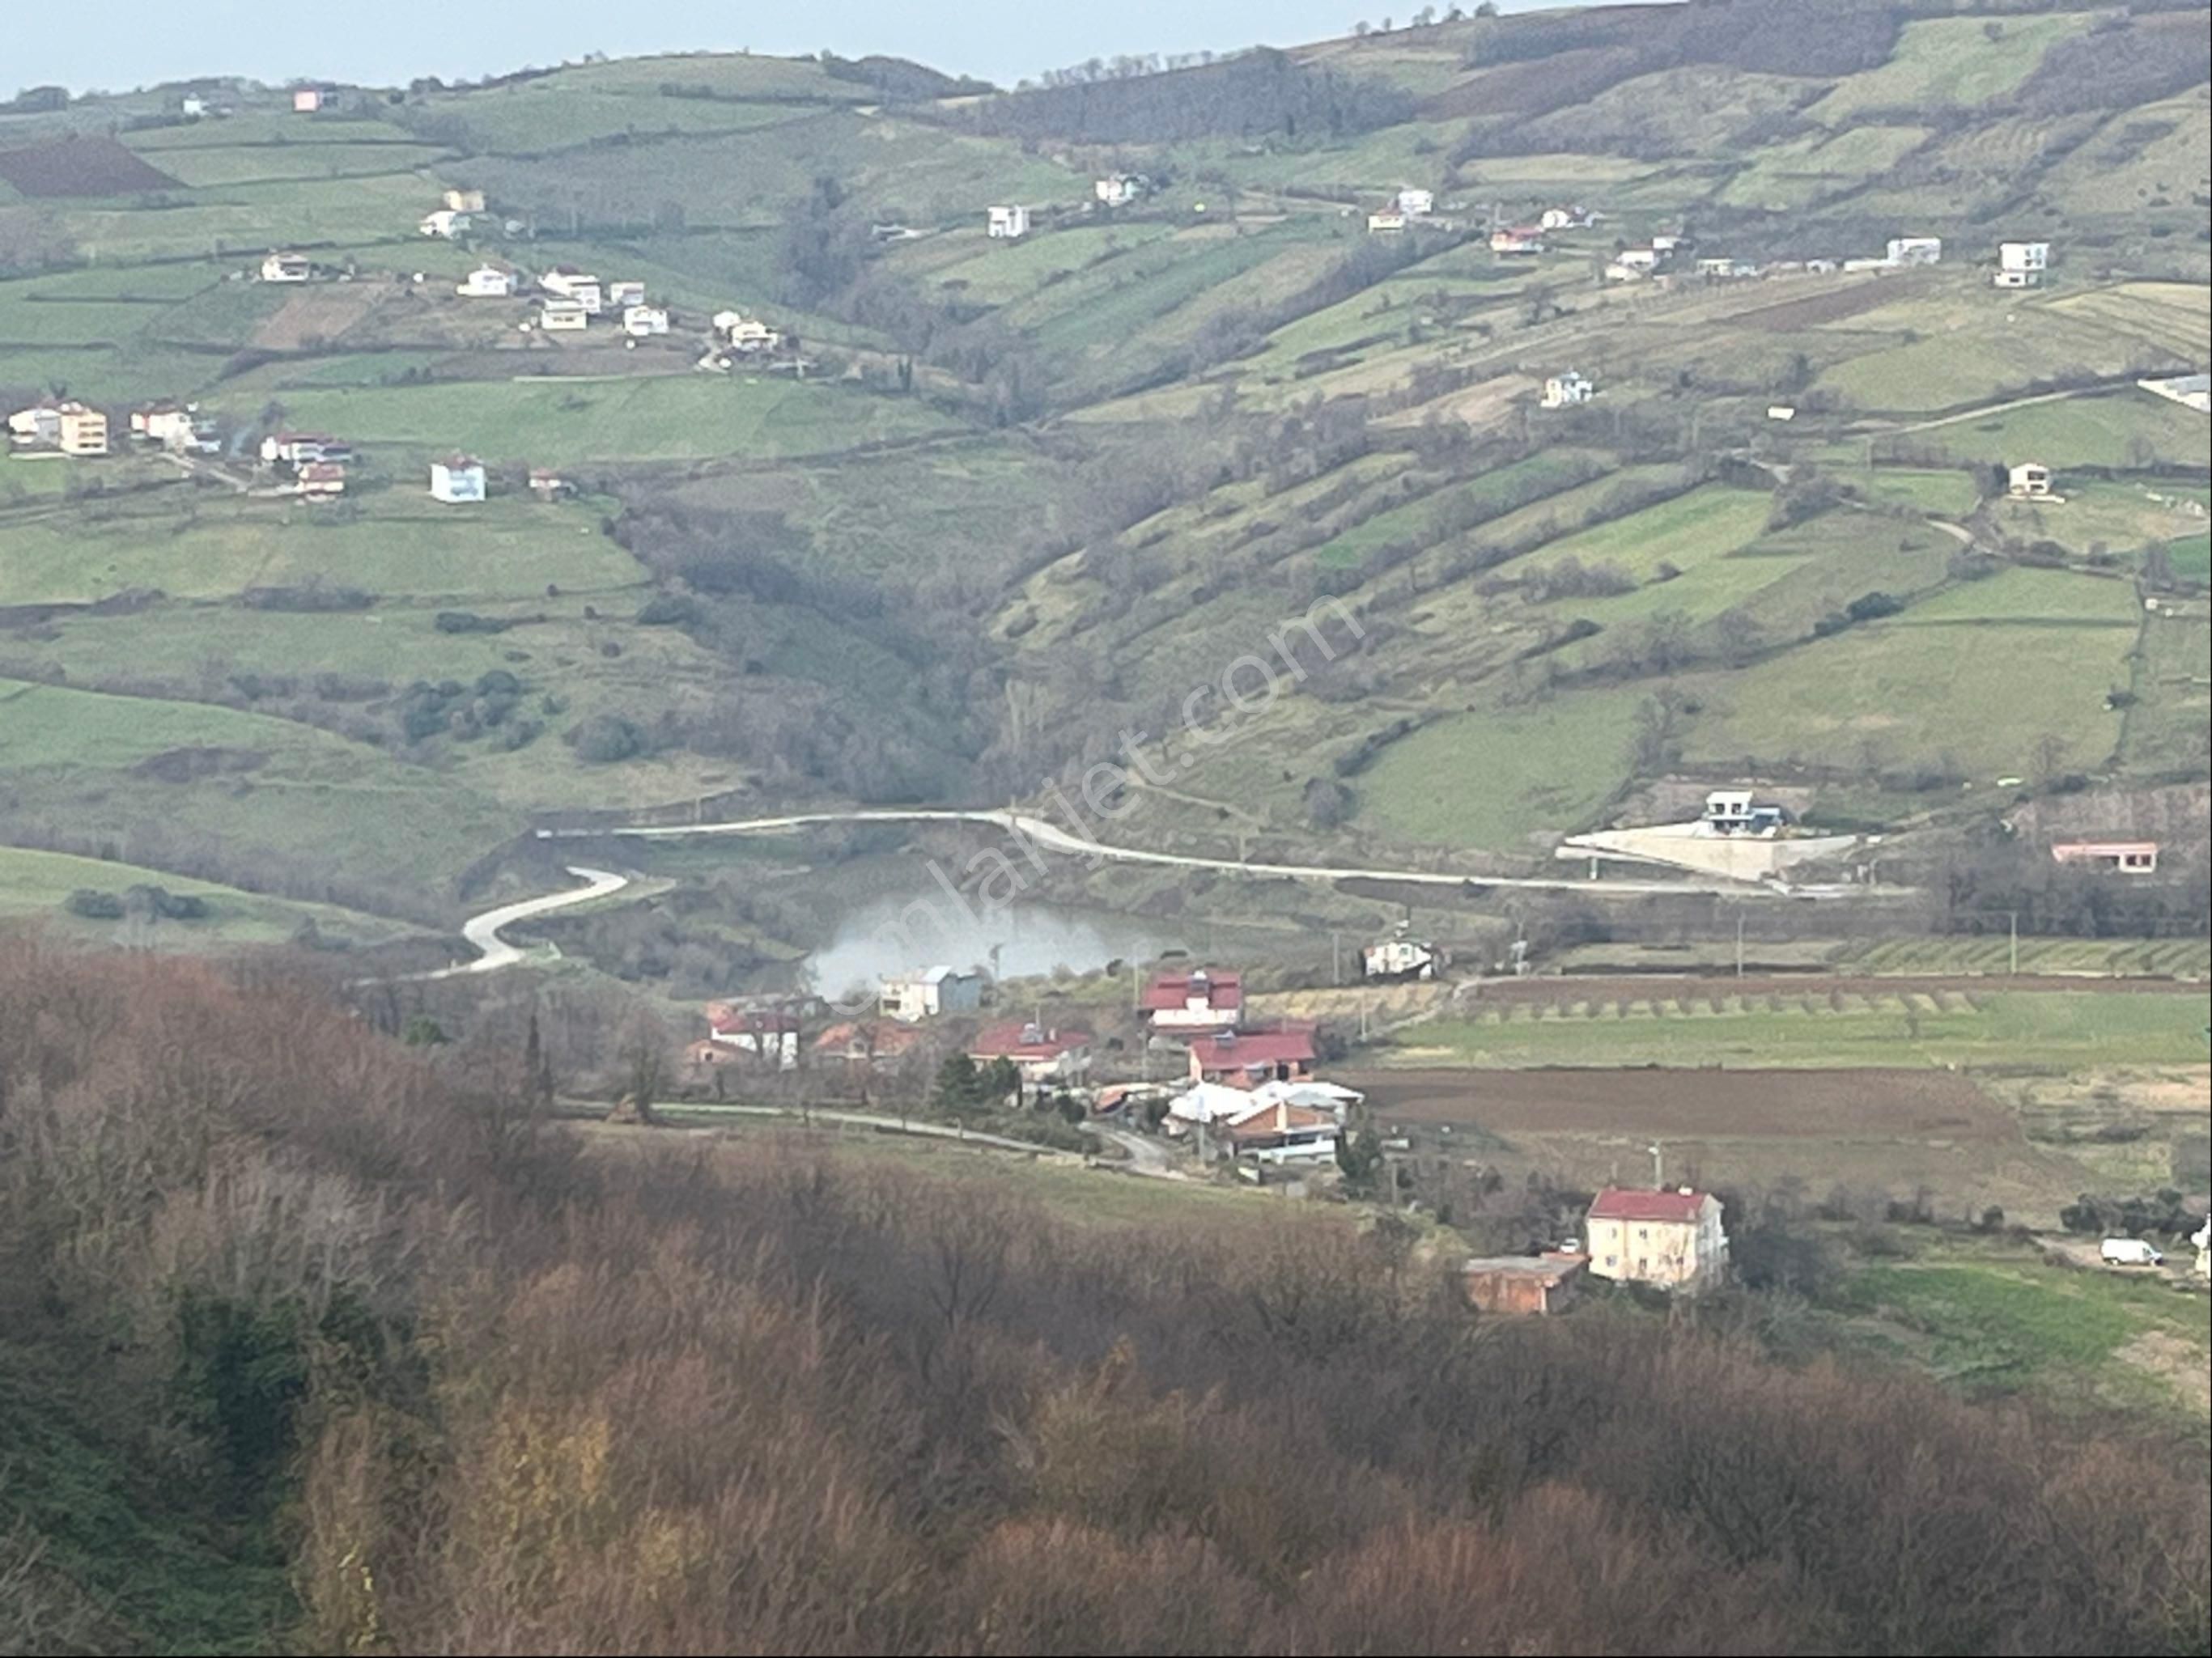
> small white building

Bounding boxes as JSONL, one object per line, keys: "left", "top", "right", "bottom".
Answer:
{"left": 2008, "top": 460, "right": 2053, "bottom": 499}
{"left": 715, "top": 312, "right": 783, "bottom": 353}
{"left": 1995, "top": 240, "right": 2049, "bottom": 288}
{"left": 1767, "top": 405, "right": 1798, "bottom": 422}
{"left": 442, "top": 187, "right": 486, "bottom": 214}
{"left": 606, "top": 279, "right": 647, "bottom": 310}
{"left": 418, "top": 209, "right": 471, "bottom": 239}
{"left": 429, "top": 456, "right": 486, "bottom": 503}
{"left": 1094, "top": 173, "right": 1145, "bottom": 206}
{"left": 538, "top": 268, "right": 603, "bottom": 312}
{"left": 291, "top": 87, "right": 327, "bottom": 113}
{"left": 180, "top": 95, "right": 206, "bottom": 119}
{"left": 1540, "top": 370, "right": 1594, "bottom": 409}
{"left": 1603, "top": 260, "right": 1648, "bottom": 283}
{"left": 1538, "top": 204, "right": 1591, "bottom": 231}
{"left": 260, "top": 252, "right": 311, "bottom": 283}
{"left": 456, "top": 265, "right": 513, "bottom": 298}
{"left": 6, "top": 404, "right": 61, "bottom": 447}
{"left": 538, "top": 297, "right": 589, "bottom": 332}
{"left": 1362, "top": 937, "right": 1437, "bottom": 981}
{"left": 1395, "top": 186, "right": 1434, "bottom": 217}
{"left": 1366, "top": 210, "right": 1407, "bottom": 234}
{"left": 130, "top": 402, "right": 214, "bottom": 452}
{"left": 622, "top": 304, "right": 670, "bottom": 337}
{"left": 987, "top": 204, "right": 1030, "bottom": 239}
{"left": 1586, "top": 1187, "right": 1728, "bottom": 1292}
{"left": 1887, "top": 235, "right": 1942, "bottom": 267}
{"left": 880, "top": 965, "right": 985, "bottom": 1023}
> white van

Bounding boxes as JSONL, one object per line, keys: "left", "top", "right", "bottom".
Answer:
{"left": 2099, "top": 1238, "right": 2164, "bottom": 1267}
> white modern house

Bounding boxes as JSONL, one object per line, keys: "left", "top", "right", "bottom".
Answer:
{"left": 879, "top": 965, "right": 985, "bottom": 1022}
{"left": 622, "top": 304, "right": 670, "bottom": 337}
{"left": 457, "top": 265, "right": 513, "bottom": 298}
{"left": 260, "top": 252, "right": 311, "bottom": 283}
{"left": 418, "top": 209, "right": 471, "bottom": 239}
{"left": 430, "top": 456, "right": 486, "bottom": 503}
{"left": 1367, "top": 210, "right": 1408, "bottom": 234}
{"left": 1541, "top": 370, "right": 1595, "bottom": 409}
{"left": 538, "top": 297, "right": 589, "bottom": 332}
{"left": 1887, "top": 235, "right": 1942, "bottom": 266}
{"left": 987, "top": 204, "right": 1030, "bottom": 239}
{"left": 713, "top": 312, "right": 782, "bottom": 353}
{"left": 538, "top": 268, "right": 603, "bottom": 312}
{"left": 2008, "top": 460, "right": 2054, "bottom": 499}
{"left": 1094, "top": 173, "right": 1145, "bottom": 206}
{"left": 1395, "top": 186, "right": 1434, "bottom": 217}
{"left": 1995, "top": 240, "right": 2049, "bottom": 288}
{"left": 606, "top": 279, "right": 647, "bottom": 309}
{"left": 443, "top": 187, "right": 486, "bottom": 213}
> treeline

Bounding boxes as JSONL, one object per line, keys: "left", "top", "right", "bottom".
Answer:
{"left": 949, "top": 49, "right": 1416, "bottom": 143}
{"left": 6, "top": 942, "right": 2206, "bottom": 1654}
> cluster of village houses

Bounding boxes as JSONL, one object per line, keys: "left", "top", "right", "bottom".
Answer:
{"left": 689, "top": 958, "right": 1741, "bottom": 1308}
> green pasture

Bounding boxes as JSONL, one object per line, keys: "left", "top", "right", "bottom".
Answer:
{"left": 1397, "top": 988, "right": 2210, "bottom": 1070}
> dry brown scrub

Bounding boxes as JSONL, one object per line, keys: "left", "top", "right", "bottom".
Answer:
{"left": 1, "top": 940, "right": 2206, "bottom": 1656}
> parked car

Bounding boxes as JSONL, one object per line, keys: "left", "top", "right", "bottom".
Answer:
{"left": 2099, "top": 1237, "right": 2164, "bottom": 1267}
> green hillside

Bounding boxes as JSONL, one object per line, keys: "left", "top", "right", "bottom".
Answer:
{"left": 0, "top": 0, "right": 2206, "bottom": 956}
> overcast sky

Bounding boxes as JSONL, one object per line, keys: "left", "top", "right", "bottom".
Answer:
{"left": 5, "top": 1, "right": 1560, "bottom": 95}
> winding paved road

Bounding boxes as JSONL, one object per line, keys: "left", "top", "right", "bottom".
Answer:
{"left": 417, "top": 864, "right": 629, "bottom": 979}
{"left": 539, "top": 808, "right": 1825, "bottom": 899}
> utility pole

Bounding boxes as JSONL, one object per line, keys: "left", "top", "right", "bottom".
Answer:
{"left": 1331, "top": 931, "right": 1342, "bottom": 986}
{"left": 1735, "top": 913, "right": 1745, "bottom": 979}
{"left": 1649, "top": 1142, "right": 1664, "bottom": 1189}
{"left": 2009, "top": 910, "right": 2019, "bottom": 977}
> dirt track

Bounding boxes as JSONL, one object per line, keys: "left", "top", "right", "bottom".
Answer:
{"left": 1341, "top": 1066, "right": 2010, "bottom": 1142}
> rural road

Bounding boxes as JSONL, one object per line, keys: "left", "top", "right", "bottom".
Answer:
{"left": 1882, "top": 379, "right": 2136, "bottom": 436}
{"left": 418, "top": 864, "right": 629, "bottom": 979}
{"left": 540, "top": 808, "right": 1830, "bottom": 899}
{"left": 651, "top": 1100, "right": 1085, "bottom": 1158}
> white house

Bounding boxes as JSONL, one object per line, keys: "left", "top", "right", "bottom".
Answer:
{"left": 987, "top": 204, "right": 1030, "bottom": 239}
{"left": 1604, "top": 261, "right": 1648, "bottom": 283}
{"left": 291, "top": 87, "right": 327, "bottom": 113}
{"left": 1366, "top": 210, "right": 1407, "bottom": 234}
{"left": 2008, "top": 460, "right": 2053, "bottom": 499}
{"left": 2193, "top": 1219, "right": 2210, "bottom": 1279}
{"left": 879, "top": 965, "right": 985, "bottom": 1022}
{"left": 429, "top": 456, "right": 486, "bottom": 503}
{"left": 418, "top": 209, "right": 471, "bottom": 239}
{"left": 1140, "top": 968, "right": 1242, "bottom": 1033}
{"left": 1585, "top": 1187, "right": 1728, "bottom": 1291}
{"left": 260, "top": 252, "right": 311, "bottom": 283}
{"left": 1362, "top": 937, "right": 1437, "bottom": 980}
{"left": 1538, "top": 204, "right": 1591, "bottom": 231}
{"left": 442, "top": 187, "right": 486, "bottom": 214}
{"left": 53, "top": 404, "right": 108, "bottom": 456}
{"left": 703, "top": 1002, "right": 802, "bottom": 1069}
{"left": 1395, "top": 186, "right": 1434, "bottom": 217}
{"left": 715, "top": 312, "right": 782, "bottom": 353}
{"left": 538, "top": 268, "right": 602, "bottom": 312}
{"left": 538, "top": 297, "right": 589, "bottom": 332}
{"left": 6, "top": 404, "right": 61, "bottom": 447}
{"left": 456, "top": 265, "right": 513, "bottom": 298}
{"left": 606, "top": 279, "right": 646, "bottom": 309}
{"left": 1995, "top": 240, "right": 2049, "bottom": 288}
{"left": 622, "top": 304, "right": 670, "bottom": 337}
{"left": 180, "top": 95, "right": 206, "bottom": 118}
{"left": 1767, "top": 405, "right": 1798, "bottom": 422}
{"left": 1615, "top": 247, "right": 1661, "bottom": 271}
{"left": 1094, "top": 173, "right": 1145, "bottom": 206}
{"left": 1541, "top": 370, "right": 1594, "bottom": 409}
{"left": 1887, "top": 235, "right": 1942, "bottom": 266}
{"left": 130, "top": 403, "right": 214, "bottom": 452}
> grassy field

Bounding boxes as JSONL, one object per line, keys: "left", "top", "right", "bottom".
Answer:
{"left": 1811, "top": 15, "right": 2095, "bottom": 122}
{"left": 221, "top": 375, "right": 957, "bottom": 468}
{"left": 1845, "top": 1245, "right": 2210, "bottom": 1417}
{"left": 1679, "top": 604, "right": 2132, "bottom": 782}
{"left": 1390, "top": 987, "right": 2210, "bottom": 1070}
{"left": 1356, "top": 685, "right": 1648, "bottom": 854}
{"left": 1906, "top": 391, "right": 2212, "bottom": 469}
{"left": 0, "top": 845, "right": 410, "bottom": 946}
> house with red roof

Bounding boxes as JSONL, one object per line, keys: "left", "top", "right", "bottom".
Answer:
{"left": 811, "top": 1020, "right": 925, "bottom": 1071}
{"left": 968, "top": 1021, "right": 1091, "bottom": 1092}
{"left": 704, "top": 1001, "right": 802, "bottom": 1069}
{"left": 1583, "top": 1187, "right": 1728, "bottom": 1291}
{"left": 1187, "top": 1024, "right": 1316, "bottom": 1088}
{"left": 1218, "top": 1098, "right": 1341, "bottom": 1164}
{"left": 1140, "top": 967, "right": 1242, "bottom": 1033}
